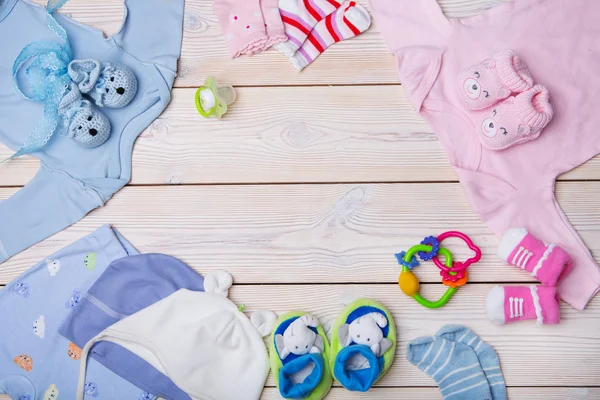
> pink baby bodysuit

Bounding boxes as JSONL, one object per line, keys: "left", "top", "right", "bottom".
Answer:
{"left": 369, "top": 0, "right": 600, "bottom": 310}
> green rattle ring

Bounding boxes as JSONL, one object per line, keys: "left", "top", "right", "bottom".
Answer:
{"left": 397, "top": 245, "right": 457, "bottom": 308}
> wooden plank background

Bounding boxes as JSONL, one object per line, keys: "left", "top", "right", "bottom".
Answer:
{"left": 1, "top": 0, "right": 599, "bottom": 399}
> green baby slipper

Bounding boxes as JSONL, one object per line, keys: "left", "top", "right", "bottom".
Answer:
{"left": 270, "top": 312, "right": 333, "bottom": 399}
{"left": 330, "top": 298, "right": 397, "bottom": 392}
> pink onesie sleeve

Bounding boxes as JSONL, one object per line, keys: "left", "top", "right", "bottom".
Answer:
{"left": 370, "top": 0, "right": 600, "bottom": 310}
{"left": 371, "top": 0, "right": 452, "bottom": 109}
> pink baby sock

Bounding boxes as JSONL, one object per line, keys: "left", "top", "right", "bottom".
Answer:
{"left": 498, "top": 228, "right": 572, "bottom": 287}
{"left": 261, "top": 0, "right": 287, "bottom": 47}
{"left": 479, "top": 84, "right": 554, "bottom": 151}
{"left": 275, "top": 0, "right": 343, "bottom": 57}
{"left": 486, "top": 285, "right": 560, "bottom": 325}
{"left": 215, "top": 0, "right": 269, "bottom": 58}
{"left": 457, "top": 49, "right": 534, "bottom": 111}
{"left": 289, "top": 1, "right": 371, "bottom": 71}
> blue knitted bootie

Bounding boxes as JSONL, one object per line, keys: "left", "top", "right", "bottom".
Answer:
{"left": 58, "top": 82, "right": 111, "bottom": 148}
{"left": 68, "top": 59, "right": 138, "bottom": 109}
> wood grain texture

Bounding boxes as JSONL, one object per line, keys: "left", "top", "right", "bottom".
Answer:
{"left": 5, "top": 1, "right": 599, "bottom": 397}
{"left": 260, "top": 387, "right": 600, "bottom": 400}
{"left": 1, "top": 86, "right": 599, "bottom": 186}
{"left": 231, "top": 284, "right": 600, "bottom": 387}
{"left": 1, "top": 387, "right": 598, "bottom": 400}
{"left": 1, "top": 182, "right": 598, "bottom": 285}
{"left": 34, "top": 0, "right": 509, "bottom": 87}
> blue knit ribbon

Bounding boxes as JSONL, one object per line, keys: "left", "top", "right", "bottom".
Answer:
{"left": 6, "top": 0, "right": 73, "bottom": 161}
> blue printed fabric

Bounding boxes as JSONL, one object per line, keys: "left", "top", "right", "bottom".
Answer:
{"left": 0, "top": 225, "right": 157, "bottom": 399}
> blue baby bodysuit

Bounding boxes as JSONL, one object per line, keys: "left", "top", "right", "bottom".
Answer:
{"left": 0, "top": 0, "right": 184, "bottom": 263}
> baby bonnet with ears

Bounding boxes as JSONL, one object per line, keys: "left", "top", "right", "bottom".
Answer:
{"left": 76, "top": 270, "right": 277, "bottom": 400}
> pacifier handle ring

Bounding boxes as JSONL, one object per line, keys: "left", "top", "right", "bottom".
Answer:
{"left": 433, "top": 231, "right": 481, "bottom": 273}
{"left": 194, "top": 86, "right": 214, "bottom": 118}
{"left": 401, "top": 245, "right": 457, "bottom": 308}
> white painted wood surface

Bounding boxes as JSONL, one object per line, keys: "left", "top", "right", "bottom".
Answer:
{"left": 2, "top": 1, "right": 600, "bottom": 399}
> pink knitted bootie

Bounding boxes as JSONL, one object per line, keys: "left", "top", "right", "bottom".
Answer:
{"left": 486, "top": 285, "right": 560, "bottom": 325}
{"left": 479, "top": 84, "right": 554, "bottom": 151}
{"left": 498, "top": 228, "right": 572, "bottom": 287}
{"left": 457, "top": 50, "right": 534, "bottom": 111}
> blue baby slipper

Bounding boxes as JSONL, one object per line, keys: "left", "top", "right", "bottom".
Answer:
{"left": 270, "top": 312, "right": 332, "bottom": 400}
{"left": 69, "top": 59, "right": 138, "bottom": 109}
{"left": 330, "top": 298, "right": 397, "bottom": 392}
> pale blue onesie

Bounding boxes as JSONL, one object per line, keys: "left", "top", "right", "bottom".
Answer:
{"left": 0, "top": 0, "right": 184, "bottom": 263}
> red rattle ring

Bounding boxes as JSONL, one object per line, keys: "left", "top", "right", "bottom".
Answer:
{"left": 433, "top": 231, "right": 482, "bottom": 275}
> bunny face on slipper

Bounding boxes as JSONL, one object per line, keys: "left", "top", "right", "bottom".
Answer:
{"left": 69, "top": 60, "right": 138, "bottom": 109}
{"left": 275, "top": 314, "right": 324, "bottom": 360}
{"left": 338, "top": 312, "right": 392, "bottom": 357}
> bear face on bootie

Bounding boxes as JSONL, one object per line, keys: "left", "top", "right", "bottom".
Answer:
{"left": 275, "top": 314, "right": 324, "bottom": 360}
{"left": 457, "top": 50, "right": 534, "bottom": 111}
{"left": 479, "top": 84, "right": 554, "bottom": 151}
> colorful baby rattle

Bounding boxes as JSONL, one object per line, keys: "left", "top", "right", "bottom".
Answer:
{"left": 395, "top": 231, "right": 482, "bottom": 308}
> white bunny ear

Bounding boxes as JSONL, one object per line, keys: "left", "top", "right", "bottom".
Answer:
{"left": 378, "top": 338, "right": 393, "bottom": 356}
{"left": 204, "top": 270, "right": 233, "bottom": 297}
{"left": 369, "top": 312, "right": 388, "bottom": 328}
{"left": 300, "top": 314, "right": 319, "bottom": 328}
{"left": 251, "top": 310, "right": 277, "bottom": 337}
{"left": 338, "top": 324, "right": 352, "bottom": 347}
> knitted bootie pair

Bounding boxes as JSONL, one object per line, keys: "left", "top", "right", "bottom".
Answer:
{"left": 60, "top": 60, "right": 137, "bottom": 148}
{"left": 486, "top": 228, "right": 573, "bottom": 325}
{"left": 457, "top": 50, "right": 554, "bottom": 151}
{"left": 270, "top": 298, "right": 396, "bottom": 399}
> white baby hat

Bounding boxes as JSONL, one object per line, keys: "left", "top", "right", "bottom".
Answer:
{"left": 77, "top": 271, "right": 276, "bottom": 400}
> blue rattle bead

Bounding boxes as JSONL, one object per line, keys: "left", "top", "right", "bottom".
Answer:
{"left": 418, "top": 236, "right": 440, "bottom": 261}
{"left": 395, "top": 251, "right": 419, "bottom": 269}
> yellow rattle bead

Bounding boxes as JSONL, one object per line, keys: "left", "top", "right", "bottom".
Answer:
{"left": 399, "top": 271, "right": 419, "bottom": 297}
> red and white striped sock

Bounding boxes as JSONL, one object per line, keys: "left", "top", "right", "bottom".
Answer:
{"left": 289, "top": 1, "right": 371, "bottom": 71}
{"left": 275, "top": 0, "right": 343, "bottom": 57}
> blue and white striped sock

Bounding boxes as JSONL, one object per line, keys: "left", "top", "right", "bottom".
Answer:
{"left": 407, "top": 336, "right": 492, "bottom": 400}
{"left": 436, "top": 325, "right": 507, "bottom": 400}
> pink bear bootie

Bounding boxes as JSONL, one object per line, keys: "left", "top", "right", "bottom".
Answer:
{"left": 498, "top": 228, "right": 572, "bottom": 287}
{"left": 486, "top": 285, "right": 560, "bottom": 325}
{"left": 479, "top": 84, "right": 554, "bottom": 151}
{"left": 457, "top": 50, "right": 534, "bottom": 111}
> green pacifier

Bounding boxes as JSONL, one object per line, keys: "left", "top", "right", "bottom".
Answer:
{"left": 195, "top": 76, "right": 236, "bottom": 119}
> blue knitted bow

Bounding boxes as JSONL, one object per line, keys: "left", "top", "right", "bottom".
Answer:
{"left": 7, "top": 0, "right": 73, "bottom": 161}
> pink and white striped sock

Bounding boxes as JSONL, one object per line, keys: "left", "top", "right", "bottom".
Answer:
{"left": 498, "top": 228, "right": 573, "bottom": 287}
{"left": 288, "top": 1, "right": 371, "bottom": 71}
{"left": 486, "top": 285, "right": 561, "bottom": 325}
{"left": 275, "top": 0, "right": 343, "bottom": 57}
